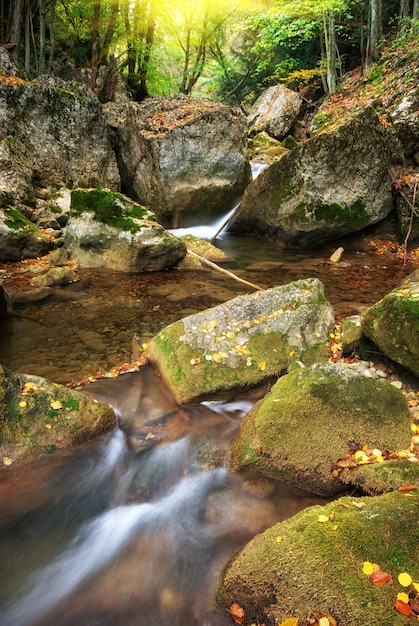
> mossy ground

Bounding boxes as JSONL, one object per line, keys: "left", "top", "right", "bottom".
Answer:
{"left": 218, "top": 490, "right": 418, "bottom": 626}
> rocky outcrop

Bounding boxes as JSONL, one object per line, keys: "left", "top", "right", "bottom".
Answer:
{"left": 0, "top": 365, "right": 116, "bottom": 467}
{"left": 0, "top": 207, "right": 53, "bottom": 261}
{"left": 148, "top": 278, "right": 334, "bottom": 403}
{"left": 105, "top": 96, "right": 251, "bottom": 228}
{"left": 65, "top": 188, "right": 186, "bottom": 271}
{"left": 362, "top": 272, "right": 419, "bottom": 376}
{"left": 247, "top": 85, "right": 303, "bottom": 140}
{"left": 0, "top": 76, "right": 120, "bottom": 204}
{"left": 231, "top": 361, "right": 411, "bottom": 496}
{"left": 218, "top": 490, "right": 418, "bottom": 626}
{"left": 230, "top": 106, "right": 405, "bottom": 247}
{"left": 391, "top": 86, "right": 419, "bottom": 159}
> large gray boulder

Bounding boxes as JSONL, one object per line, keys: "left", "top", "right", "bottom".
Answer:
{"left": 148, "top": 278, "right": 334, "bottom": 403}
{"left": 0, "top": 78, "right": 120, "bottom": 203}
{"left": 229, "top": 106, "right": 404, "bottom": 247}
{"left": 65, "top": 188, "right": 186, "bottom": 271}
{"left": 247, "top": 85, "right": 303, "bottom": 140}
{"left": 106, "top": 96, "right": 251, "bottom": 228}
{"left": 391, "top": 86, "right": 419, "bottom": 158}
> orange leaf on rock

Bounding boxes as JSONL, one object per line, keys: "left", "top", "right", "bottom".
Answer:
{"left": 397, "top": 485, "right": 418, "bottom": 492}
{"left": 229, "top": 603, "right": 245, "bottom": 624}
{"left": 278, "top": 619, "right": 299, "bottom": 626}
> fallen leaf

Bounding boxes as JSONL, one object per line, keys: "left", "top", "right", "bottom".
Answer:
{"left": 395, "top": 598, "right": 412, "bottom": 615}
{"left": 362, "top": 561, "right": 375, "bottom": 576}
{"left": 317, "top": 514, "right": 329, "bottom": 523}
{"left": 351, "top": 500, "right": 366, "bottom": 508}
{"left": 2, "top": 456, "right": 13, "bottom": 465}
{"left": 278, "top": 618, "right": 299, "bottom": 626}
{"left": 50, "top": 400, "right": 62, "bottom": 410}
{"left": 398, "top": 572, "right": 413, "bottom": 587}
{"left": 229, "top": 602, "right": 245, "bottom": 624}
{"left": 397, "top": 592, "right": 410, "bottom": 604}
{"left": 397, "top": 485, "right": 417, "bottom": 492}
{"left": 372, "top": 570, "right": 392, "bottom": 585}
{"left": 19, "top": 401, "right": 27, "bottom": 408}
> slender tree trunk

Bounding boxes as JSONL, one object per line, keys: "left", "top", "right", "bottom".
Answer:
{"left": 8, "top": 0, "right": 24, "bottom": 60}
{"left": 48, "top": 0, "right": 56, "bottom": 73}
{"left": 370, "top": 0, "right": 382, "bottom": 61}
{"left": 24, "top": 2, "right": 30, "bottom": 73}
{"left": 39, "top": 0, "right": 45, "bottom": 73}
{"left": 413, "top": 0, "right": 418, "bottom": 18}
{"left": 319, "top": 28, "right": 328, "bottom": 93}
{"left": 91, "top": 0, "right": 101, "bottom": 90}
{"left": 100, "top": 0, "right": 119, "bottom": 65}
{"left": 138, "top": 8, "right": 155, "bottom": 99}
{"left": 324, "top": 10, "right": 336, "bottom": 95}
{"left": 400, "top": 0, "right": 411, "bottom": 17}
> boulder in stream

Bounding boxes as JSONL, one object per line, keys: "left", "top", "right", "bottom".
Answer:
{"left": 65, "top": 188, "right": 186, "bottom": 271}
{"left": 0, "top": 365, "right": 116, "bottom": 467}
{"left": 148, "top": 278, "right": 334, "bottom": 403}
{"left": 247, "top": 85, "right": 303, "bottom": 140}
{"left": 105, "top": 96, "right": 251, "bottom": 228}
{"left": 231, "top": 361, "right": 411, "bottom": 496}
{"left": 230, "top": 106, "right": 405, "bottom": 247}
{"left": 0, "top": 206, "right": 53, "bottom": 261}
{"left": 218, "top": 490, "right": 419, "bottom": 626}
{"left": 362, "top": 270, "right": 419, "bottom": 376}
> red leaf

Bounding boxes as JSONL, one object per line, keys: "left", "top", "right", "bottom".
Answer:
{"left": 395, "top": 599, "right": 412, "bottom": 615}
{"left": 397, "top": 485, "right": 418, "bottom": 492}
{"left": 371, "top": 570, "right": 392, "bottom": 584}
{"left": 229, "top": 603, "right": 245, "bottom": 624}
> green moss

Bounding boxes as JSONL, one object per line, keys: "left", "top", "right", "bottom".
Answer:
{"left": 314, "top": 199, "right": 368, "bottom": 225}
{"left": 63, "top": 396, "right": 80, "bottom": 411}
{"left": 70, "top": 189, "right": 153, "bottom": 234}
{"left": 43, "top": 443, "right": 57, "bottom": 454}
{"left": 69, "top": 422, "right": 81, "bottom": 434}
{"left": 3, "top": 208, "right": 37, "bottom": 231}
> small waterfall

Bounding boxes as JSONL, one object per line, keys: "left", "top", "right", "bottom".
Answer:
{"left": 170, "top": 162, "right": 268, "bottom": 241}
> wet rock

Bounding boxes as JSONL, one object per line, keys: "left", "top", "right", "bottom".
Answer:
{"left": 362, "top": 275, "right": 419, "bottom": 376}
{"left": 0, "top": 207, "right": 53, "bottom": 261}
{"left": 65, "top": 188, "right": 186, "bottom": 272}
{"left": 218, "top": 490, "right": 418, "bottom": 626}
{"left": 0, "top": 278, "right": 12, "bottom": 321}
{"left": 48, "top": 248, "right": 69, "bottom": 267}
{"left": 230, "top": 106, "right": 404, "bottom": 248}
{"left": 105, "top": 96, "right": 251, "bottom": 228}
{"left": 391, "top": 86, "right": 419, "bottom": 157}
{"left": 247, "top": 85, "right": 303, "bottom": 140}
{"left": 148, "top": 278, "right": 334, "bottom": 403}
{"left": 0, "top": 365, "right": 116, "bottom": 467}
{"left": 31, "top": 267, "right": 78, "bottom": 289}
{"left": 231, "top": 361, "right": 411, "bottom": 496}
{"left": 341, "top": 314, "right": 364, "bottom": 352}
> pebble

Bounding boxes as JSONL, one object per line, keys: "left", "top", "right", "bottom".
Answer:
{"left": 390, "top": 380, "right": 403, "bottom": 390}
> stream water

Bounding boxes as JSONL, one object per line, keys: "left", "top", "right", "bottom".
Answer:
{"left": 0, "top": 172, "right": 416, "bottom": 625}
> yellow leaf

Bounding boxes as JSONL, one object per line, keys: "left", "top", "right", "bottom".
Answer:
{"left": 50, "top": 400, "right": 62, "bottom": 410}
{"left": 332, "top": 524, "right": 338, "bottom": 530}
{"left": 227, "top": 331, "right": 235, "bottom": 339}
{"left": 318, "top": 514, "right": 329, "bottom": 523}
{"left": 259, "top": 361, "right": 266, "bottom": 371}
{"left": 19, "top": 401, "right": 27, "bottom": 408}
{"left": 319, "top": 618, "right": 331, "bottom": 626}
{"left": 413, "top": 582, "right": 419, "bottom": 592}
{"left": 398, "top": 572, "right": 412, "bottom": 587}
{"left": 276, "top": 535, "right": 283, "bottom": 543}
{"left": 397, "top": 592, "right": 410, "bottom": 604}
{"left": 362, "top": 561, "right": 374, "bottom": 576}
{"left": 351, "top": 500, "right": 366, "bottom": 508}
{"left": 45, "top": 423, "right": 52, "bottom": 429}
{"left": 2, "top": 456, "right": 13, "bottom": 465}
{"left": 278, "top": 619, "right": 299, "bottom": 626}
{"left": 246, "top": 357, "right": 252, "bottom": 366}
{"left": 212, "top": 353, "right": 222, "bottom": 363}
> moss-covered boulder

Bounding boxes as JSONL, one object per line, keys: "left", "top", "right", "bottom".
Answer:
{"left": 0, "top": 365, "right": 116, "bottom": 467}
{"left": 231, "top": 362, "right": 411, "bottom": 495}
{"left": 0, "top": 207, "right": 53, "bottom": 261}
{"left": 148, "top": 278, "right": 334, "bottom": 403}
{"left": 218, "top": 490, "right": 419, "bottom": 626}
{"left": 362, "top": 276, "right": 419, "bottom": 376}
{"left": 230, "top": 106, "right": 404, "bottom": 247}
{"left": 65, "top": 188, "right": 186, "bottom": 271}
{"left": 339, "top": 458, "right": 419, "bottom": 495}
{"left": 247, "top": 85, "right": 303, "bottom": 140}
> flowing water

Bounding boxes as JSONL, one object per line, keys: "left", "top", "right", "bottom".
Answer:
{"left": 0, "top": 165, "right": 416, "bottom": 624}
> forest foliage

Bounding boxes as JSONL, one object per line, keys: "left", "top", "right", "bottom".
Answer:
{"left": 1, "top": 0, "right": 418, "bottom": 105}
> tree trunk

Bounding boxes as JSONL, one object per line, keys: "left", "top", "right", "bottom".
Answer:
{"left": 91, "top": 0, "right": 101, "bottom": 90}
{"left": 370, "top": 0, "right": 382, "bottom": 62}
{"left": 24, "top": 2, "right": 30, "bottom": 73}
{"left": 400, "top": 0, "right": 411, "bottom": 17}
{"left": 7, "top": 0, "right": 24, "bottom": 60}
{"left": 413, "top": 0, "right": 418, "bottom": 18}
{"left": 39, "top": 0, "right": 46, "bottom": 73}
{"left": 137, "top": 8, "right": 155, "bottom": 100}
{"left": 48, "top": 0, "right": 56, "bottom": 73}
{"left": 324, "top": 10, "right": 336, "bottom": 95}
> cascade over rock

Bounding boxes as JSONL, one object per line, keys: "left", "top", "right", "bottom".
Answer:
{"left": 65, "top": 188, "right": 186, "bottom": 272}
{"left": 0, "top": 77, "right": 120, "bottom": 204}
{"left": 247, "top": 84, "right": 303, "bottom": 140}
{"left": 229, "top": 106, "right": 405, "bottom": 247}
{"left": 148, "top": 278, "right": 334, "bottom": 403}
{"left": 104, "top": 96, "right": 251, "bottom": 228}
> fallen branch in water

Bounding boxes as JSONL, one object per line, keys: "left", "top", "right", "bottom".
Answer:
{"left": 186, "top": 249, "right": 264, "bottom": 291}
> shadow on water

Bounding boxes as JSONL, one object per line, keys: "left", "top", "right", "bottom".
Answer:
{"left": 0, "top": 365, "right": 327, "bottom": 626}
